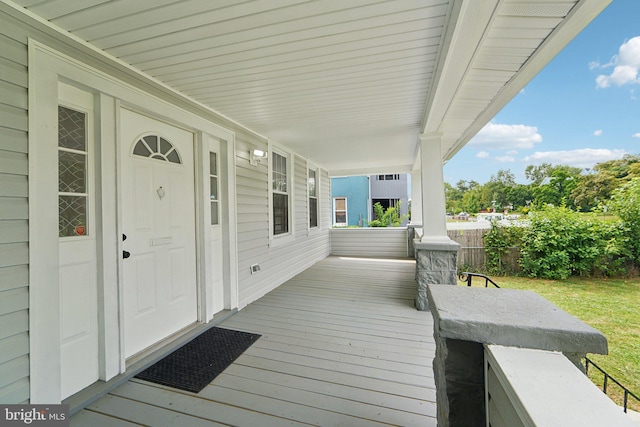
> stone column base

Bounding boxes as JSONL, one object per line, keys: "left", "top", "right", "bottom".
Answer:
{"left": 415, "top": 240, "right": 460, "bottom": 311}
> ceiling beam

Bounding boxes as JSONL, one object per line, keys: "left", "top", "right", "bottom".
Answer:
{"left": 420, "top": 0, "right": 500, "bottom": 137}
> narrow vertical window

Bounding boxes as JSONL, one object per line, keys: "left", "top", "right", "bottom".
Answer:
{"left": 210, "top": 151, "right": 219, "bottom": 225}
{"left": 272, "top": 151, "right": 289, "bottom": 235}
{"left": 334, "top": 197, "right": 347, "bottom": 226}
{"left": 58, "top": 105, "right": 88, "bottom": 237}
{"left": 308, "top": 168, "right": 318, "bottom": 228}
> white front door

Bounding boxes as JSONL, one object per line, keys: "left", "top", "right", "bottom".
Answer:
{"left": 120, "top": 109, "right": 198, "bottom": 358}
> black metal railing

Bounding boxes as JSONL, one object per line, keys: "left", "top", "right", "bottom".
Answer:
{"left": 457, "top": 272, "right": 500, "bottom": 288}
{"left": 585, "top": 356, "right": 640, "bottom": 413}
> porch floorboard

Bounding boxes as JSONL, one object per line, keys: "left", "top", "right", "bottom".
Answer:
{"left": 71, "top": 256, "right": 436, "bottom": 426}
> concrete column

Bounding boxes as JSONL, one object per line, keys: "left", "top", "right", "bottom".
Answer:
{"left": 414, "top": 134, "right": 459, "bottom": 311}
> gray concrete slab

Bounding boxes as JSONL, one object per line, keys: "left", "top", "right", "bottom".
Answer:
{"left": 426, "top": 285, "right": 608, "bottom": 355}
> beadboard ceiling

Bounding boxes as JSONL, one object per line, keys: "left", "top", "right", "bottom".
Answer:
{"left": 10, "top": 0, "right": 610, "bottom": 175}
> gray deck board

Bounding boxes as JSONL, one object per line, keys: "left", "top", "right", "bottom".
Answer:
{"left": 71, "top": 256, "right": 437, "bottom": 426}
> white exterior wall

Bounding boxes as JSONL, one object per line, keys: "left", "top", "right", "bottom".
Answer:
{"left": 0, "top": 12, "right": 30, "bottom": 404}
{"left": 235, "top": 138, "right": 330, "bottom": 308}
{"left": 0, "top": 6, "right": 330, "bottom": 403}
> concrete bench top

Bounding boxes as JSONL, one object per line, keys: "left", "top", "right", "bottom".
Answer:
{"left": 426, "top": 285, "right": 608, "bottom": 355}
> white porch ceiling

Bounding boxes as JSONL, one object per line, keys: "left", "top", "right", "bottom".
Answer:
{"left": 10, "top": 0, "right": 610, "bottom": 175}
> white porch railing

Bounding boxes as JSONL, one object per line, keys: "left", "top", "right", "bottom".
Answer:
{"left": 330, "top": 227, "right": 409, "bottom": 258}
{"left": 485, "top": 345, "right": 636, "bottom": 427}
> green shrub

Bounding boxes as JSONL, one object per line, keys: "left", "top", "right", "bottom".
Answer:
{"left": 484, "top": 223, "right": 524, "bottom": 275}
{"left": 519, "top": 205, "right": 624, "bottom": 279}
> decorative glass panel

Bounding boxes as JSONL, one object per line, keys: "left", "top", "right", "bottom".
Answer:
{"left": 58, "top": 106, "right": 86, "bottom": 150}
{"left": 59, "top": 150, "right": 86, "bottom": 193}
{"left": 143, "top": 135, "right": 158, "bottom": 152}
{"left": 166, "top": 150, "right": 180, "bottom": 163}
{"left": 59, "top": 195, "right": 87, "bottom": 237}
{"left": 209, "top": 152, "right": 217, "bottom": 175}
{"left": 209, "top": 151, "right": 220, "bottom": 226}
{"left": 133, "top": 141, "right": 151, "bottom": 156}
{"left": 210, "top": 177, "right": 218, "bottom": 200}
{"left": 211, "top": 202, "right": 219, "bottom": 225}
{"left": 59, "top": 105, "right": 88, "bottom": 238}
{"left": 160, "top": 137, "right": 172, "bottom": 155}
{"left": 133, "top": 135, "right": 182, "bottom": 164}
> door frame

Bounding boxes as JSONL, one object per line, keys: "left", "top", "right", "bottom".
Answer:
{"left": 29, "top": 40, "right": 238, "bottom": 403}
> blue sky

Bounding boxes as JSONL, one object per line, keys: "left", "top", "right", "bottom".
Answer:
{"left": 443, "top": 0, "right": 640, "bottom": 185}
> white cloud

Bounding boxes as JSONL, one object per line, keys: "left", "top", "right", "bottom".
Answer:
{"left": 593, "top": 129, "right": 603, "bottom": 136}
{"left": 595, "top": 36, "right": 640, "bottom": 88}
{"left": 633, "top": 133, "right": 640, "bottom": 138}
{"left": 476, "top": 151, "right": 489, "bottom": 158}
{"left": 495, "top": 156, "right": 515, "bottom": 163}
{"left": 469, "top": 123, "right": 542, "bottom": 150}
{"left": 523, "top": 148, "right": 626, "bottom": 168}
{"left": 506, "top": 150, "right": 518, "bottom": 156}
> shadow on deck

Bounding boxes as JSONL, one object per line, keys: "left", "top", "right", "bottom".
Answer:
{"left": 71, "top": 255, "right": 436, "bottom": 426}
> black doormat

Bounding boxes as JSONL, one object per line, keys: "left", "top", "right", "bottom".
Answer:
{"left": 135, "top": 327, "right": 261, "bottom": 393}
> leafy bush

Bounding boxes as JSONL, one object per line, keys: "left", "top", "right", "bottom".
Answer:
{"left": 484, "top": 223, "right": 524, "bottom": 275}
{"left": 368, "top": 201, "right": 409, "bottom": 227}
{"left": 610, "top": 178, "right": 640, "bottom": 263}
{"left": 519, "top": 205, "right": 625, "bottom": 279}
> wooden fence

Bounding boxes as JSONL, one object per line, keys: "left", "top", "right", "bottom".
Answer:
{"left": 447, "top": 228, "right": 521, "bottom": 273}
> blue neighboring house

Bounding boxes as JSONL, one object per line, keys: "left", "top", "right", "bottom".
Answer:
{"left": 331, "top": 176, "right": 370, "bottom": 227}
{"left": 331, "top": 174, "right": 410, "bottom": 227}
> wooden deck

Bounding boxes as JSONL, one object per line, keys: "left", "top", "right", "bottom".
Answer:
{"left": 71, "top": 256, "right": 436, "bottom": 426}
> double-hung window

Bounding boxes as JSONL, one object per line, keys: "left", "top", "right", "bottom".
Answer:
{"left": 334, "top": 197, "right": 347, "bottom": 226}
{"left": 272, "top": 150, "right": 289, "bottom": 235}
{"left": 308, "top": 167, "right": 318, "bottom": 229}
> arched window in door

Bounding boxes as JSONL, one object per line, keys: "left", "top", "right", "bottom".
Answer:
{"left": 132, "top": 135, "right": 182, "bottom": 164}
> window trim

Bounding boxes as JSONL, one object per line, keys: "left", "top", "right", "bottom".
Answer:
{"left": 269, "top": 144, "right": 294, "bottom": 245}
{"left": 333, "top": 197, "right": 348, "bottom": 227}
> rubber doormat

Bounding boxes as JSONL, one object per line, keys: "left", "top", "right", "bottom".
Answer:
{"left": 135, "top": 327, "right": 261, "bottom": 393}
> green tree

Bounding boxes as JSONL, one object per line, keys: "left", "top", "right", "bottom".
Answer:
{"left": 481, "top": 169, "right": 515, "bottom": 211}
{"left": 525, "top": 163, "right": 553, "bottom": 185}
{"left": 571, "top": 171, "right": 617, "bottom": 211}
{"left": 609, "top": 178, "right": 640, "bottom": 263}
{"left": 532, "top": 168, "right": 579, "bottom": 208}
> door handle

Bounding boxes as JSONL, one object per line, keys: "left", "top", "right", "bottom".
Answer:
{"left": 123, "top": 250, "right": 131, "bottom": 259}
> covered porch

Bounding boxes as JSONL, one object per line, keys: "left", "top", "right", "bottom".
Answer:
{"left": 71, "top": 256, "right": 436, "bottom": 426}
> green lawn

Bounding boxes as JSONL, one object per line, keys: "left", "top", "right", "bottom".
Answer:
{"left": 479, "top": 276, "right": 640, "bottom": 410}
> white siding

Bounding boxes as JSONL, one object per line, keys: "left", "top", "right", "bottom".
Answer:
{"left": 235, "top": 139, "right": 330, "bottom": 308}
{"left": 0, "top": 12, "right": 30, "bottom": 403}
{"left": 330, "top": 228, "right": 409, "bottom": 258}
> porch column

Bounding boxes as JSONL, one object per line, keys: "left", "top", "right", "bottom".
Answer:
{"left": 415, "top": 133, "right": 459, "bottom": 311}
{"left": 410, "top": 169, "right": 422, "bottom": 226}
